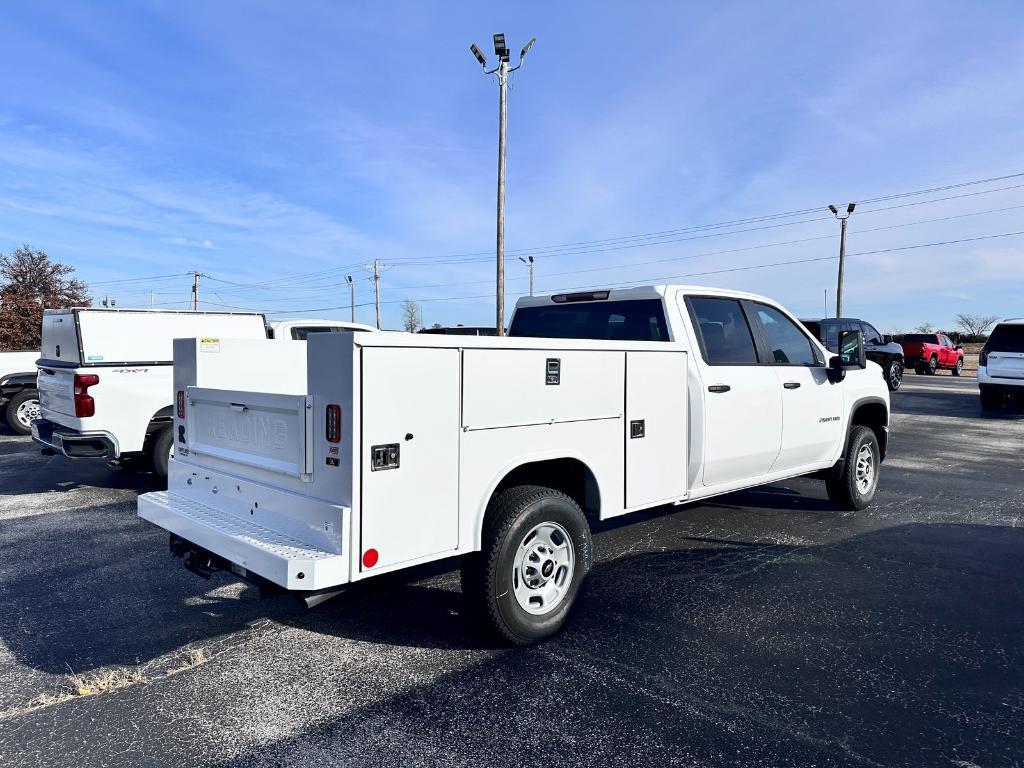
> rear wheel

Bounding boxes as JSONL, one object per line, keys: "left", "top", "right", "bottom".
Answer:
{"left": 825, "top": 426, "right": 880, "bottom": 511}
{"left": 151, "top": 426, "right": 174, "bottom": 480}
{"left": 952, "top": 357, "right": 963, "bottom": 376}
{"left": 926, "top": 355, "right": 938, "bottom": 375}
{"left": 461, "top": 485, "right": 592, "bottom": 645}
{"left": 886, "top": 361, "right": 903, "bottom": 391}
{"left": 5, "top": 390, "right": 40, "bottom": 435}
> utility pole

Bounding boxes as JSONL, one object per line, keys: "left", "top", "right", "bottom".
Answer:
{"left": 367, "top": 260, "right": 382, "bottom": 330}
{"left": 191, "top": 271, "right": 202, "bottom": 311}
{"left": 827, "top": 203, "right": 856, "bottom": 317}
{"left": 470, "top": 34, "right": 536, "bottom": 336}
{"left": 345, "top": 275, "right": 355, "bottom": 323}
{"left": 149, "top": 290, "right": 155, "bottom": 309}
{"left": 519, "top": 255, "right": 535, "bottom": 296}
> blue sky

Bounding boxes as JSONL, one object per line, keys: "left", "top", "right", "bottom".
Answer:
{"left": 0, "top": 1, "right": 1022, "bottom": 331}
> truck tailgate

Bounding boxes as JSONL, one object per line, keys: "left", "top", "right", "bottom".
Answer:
{"left": 185, "top": 387, "right": 314, "bottom": 479}
{"left": 36, "top": 366, "right": 76, "bottom": 418}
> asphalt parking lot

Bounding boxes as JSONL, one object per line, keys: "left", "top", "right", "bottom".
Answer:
{"left": 0, "top": 373, "right": 1021, "bottom": 767}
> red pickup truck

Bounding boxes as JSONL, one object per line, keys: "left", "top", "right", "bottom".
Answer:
{"left": 901, "top": 333, "right": 964, "bottom": 375}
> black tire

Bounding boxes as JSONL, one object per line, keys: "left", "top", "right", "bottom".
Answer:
{"left": 980, "top": 389, "right": 1002, "bottom": 412}
{"left": 886, "top": 361, "right": 903, "bottom": 392}
{"left": 5, "top": 389, "right": 39, "bottom": 435}
{"left": 914, "top": 364, "right": 925, "bottom": 375}
{"left": 151, "top": 426, "right": 174, "bottom": 480}
{"left": 461, "top": 485, "right": 592, "bottom": 645}
{"left": 825, "top": 425, "right": 880, "bottom": 511}
{"left": 952, "top": 357, "right": 963, "bottom": 376}
{"left": 926, "top": 355, "right": 938, "bottom": 375}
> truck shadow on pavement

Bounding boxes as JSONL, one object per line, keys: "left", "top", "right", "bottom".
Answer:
{"left": 210, "top": 520, "right": 1024, "bottom": 768}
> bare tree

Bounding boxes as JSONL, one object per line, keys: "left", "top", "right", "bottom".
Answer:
{"left": 955, "top": 313, "right": 1000, "bottom": 337}
{"left": 400, "top": 299, "right": 422, "bottom": 333}
{"left": 0, "top": 245, "right": 91, "bottom": 350}
{"left": 913, "top": 322, "right": 934, "bottom": 333}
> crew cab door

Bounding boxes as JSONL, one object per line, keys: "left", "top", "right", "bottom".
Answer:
{"left": 684, "top": 296, "right": 782, "bottom": 487}
{"left": 749, "top": 303, "right": 844, "bottom": 472}
{"left": 939, "top": 334, "right": 956, "bottom": 366}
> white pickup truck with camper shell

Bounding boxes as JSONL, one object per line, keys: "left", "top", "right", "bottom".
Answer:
{"left": 0, "top": 349, "right": 41, "bottom": 435}
{"left": 138, "top": 285, "right": 890, "bottom": 644}
{"left": 32, "top": 310, "right": 370, "bottom": 479}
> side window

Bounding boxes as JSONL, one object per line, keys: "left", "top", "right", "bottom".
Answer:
{"left": 755, "top": 304, "right": 818, "bottom": 366}
{"left": 687, "top": 297, "right": 758, "bottom": 365}
{"left": 862, "top": 323, "right": 882, "bottom": 345}
{"left": 290, "top": 326, "right": 338, "bottom": 340}
{"left": 823, "top": 322, "right": 840, "bottom": 353}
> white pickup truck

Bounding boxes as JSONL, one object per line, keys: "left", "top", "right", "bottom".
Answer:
{"left": 32, "top": 309, "right": 370, "bottom": 478}
{"left": 0, "top": 350, "right": 41, "bottom": 434}
{"left": 138, "top": 285, "right": 890, "bottom": 644}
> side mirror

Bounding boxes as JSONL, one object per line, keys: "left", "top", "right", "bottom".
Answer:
{"left": 882, "top": 334, "right": 893, "bottom": 344}
{"left": 827, "top": 354, "right": 846, "bottom": 383}
{"left": 838, "top": 329, "right": 867, "bottom": 369}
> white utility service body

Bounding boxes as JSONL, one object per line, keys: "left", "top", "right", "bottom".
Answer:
{"left": 139, "top": 286, "right": 890, "bottom": 616}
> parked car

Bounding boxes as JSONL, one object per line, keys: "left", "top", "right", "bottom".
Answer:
{"left": 978, "top": 318, "right": 1024, "bottom": 411}
{"left": 801, "top": 318, "right": 905, "bottom": 391}
{"left": 267, "top": 319, "right": 377, "bottom": 339}
{"left": 139, "top": 285, "right": 889, "bottom": 645}
{"left": 0, "top": 350, "right": 40, "bottom": 434}
{"left": 901, "top": 333, "right": 964, "bottom": 375}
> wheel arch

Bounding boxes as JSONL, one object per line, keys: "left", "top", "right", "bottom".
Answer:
{"left": 474, "top": 455, "right": 602, "bottom": 550}
{"left": 848, "top": 397, "right": 889, "bottom": 461}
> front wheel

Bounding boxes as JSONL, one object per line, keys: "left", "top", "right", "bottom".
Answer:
{"left": 952, "top": 357, "right": 963, "bottom": 376}
{"left": 886, "top": 361, "right": 903, "bottom": 392}
{"left": 825, "top": 426, "right": 881, "bottom": 511}
{"left": 5, "top": 389, "right": 40, "bottom": 435}
{"left": 462, "top": 485, "right": 592, "bottom": 645}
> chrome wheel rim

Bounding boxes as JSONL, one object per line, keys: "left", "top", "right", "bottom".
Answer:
{"left": 15, "top": 398, "right": 40, "bottom": 429}
{"left": 512, "top": 522, "right": 575, "bottom": 616}
{"left": 956, "top": 359, "right": 963, "bottom": 373}
{"left": 855, "top": 443, "right": 876, "bottom": 495}
{"left": 890, "top": 363, "right": 902, "bottom": 389}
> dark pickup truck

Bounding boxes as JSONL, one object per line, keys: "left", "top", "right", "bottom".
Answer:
{"left": 801, "top": 317, "right": 905, "bottom": 391}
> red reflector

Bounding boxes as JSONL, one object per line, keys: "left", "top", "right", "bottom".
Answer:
{"left": 176, "top": 390, "right": 185, "bottom": 419}
{"left": 325, "top": 404, "right": 341, "bottom": 443}
{"left": 73, "top": 374, "right": 99, "bottom": 418}
{"left": 362, "top": 548, "right": 379, "bottom": 568}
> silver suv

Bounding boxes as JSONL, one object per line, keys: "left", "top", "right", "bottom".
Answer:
{"left": 978, "top": 319, "right": 1024, "bottom": 411}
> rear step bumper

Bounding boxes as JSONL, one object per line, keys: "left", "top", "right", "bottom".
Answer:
{"left": 31, "top": 418, "right": 118, "bottom": 459}
{"left": 138, "top": 491, "right": 349, "bottom": 591}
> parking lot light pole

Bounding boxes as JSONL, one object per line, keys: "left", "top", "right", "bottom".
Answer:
{"left": 828, "top": 203, "right": 856, "bottom": 318}
{"left": 519, "top": 255, "right": 535, "bottom": 296}
{"left": 345, "top": 275, "right": 355, "bottom": 322}
{"left": 470, "top": 34, "right": 536, "bottom": 335}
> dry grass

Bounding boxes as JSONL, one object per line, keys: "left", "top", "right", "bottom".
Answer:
{"left": 0, "top": 645, "right": 212, "bottom": 721}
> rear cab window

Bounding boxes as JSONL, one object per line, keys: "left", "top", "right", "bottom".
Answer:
{"left": 508, "top": 299, "right": 669, "bottom": 341}
{"left": 290, "top": 326, "right": 342, "bottom": 341}
{"left": 986, "top": 324, "right": 1024, "bottom": 352}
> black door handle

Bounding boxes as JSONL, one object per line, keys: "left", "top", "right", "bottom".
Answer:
{"left": 783, "top": 382, "right": 801, "bottom": 389}
{"left": 707, "top": 384, "right": 731, "bottom": 393}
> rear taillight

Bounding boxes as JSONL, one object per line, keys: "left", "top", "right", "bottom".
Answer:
{"left": 979, "top": 347, "right": 989, "bottom": 366}
{"left": 176, "top": 390, "right": 185, "bottom": 419}
{"left": 325, "top": 404, "right": 341, "bottom": 443}
{"left": 73, "top": 374, "right": 99, "bottom": 418}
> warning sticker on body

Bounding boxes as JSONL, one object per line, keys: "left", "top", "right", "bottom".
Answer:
{"left": 200, "top": 337, "right": 220, "bottom": 353}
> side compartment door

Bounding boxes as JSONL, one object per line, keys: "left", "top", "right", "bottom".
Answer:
{"left": 360, "top": 347, "right": 460, "bottom": 572}
{"left": 625, "top": 350, "right": 687, "bottom": 509}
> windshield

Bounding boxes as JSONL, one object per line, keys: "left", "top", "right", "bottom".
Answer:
{"left": 903, "top": 334, "right": 937, "bottom": 343}
{"left": 509, "top": 299, "right": 669, "bottom": 341}
{"left": 986, "top": 324, "right": 1024, "bottom": 352}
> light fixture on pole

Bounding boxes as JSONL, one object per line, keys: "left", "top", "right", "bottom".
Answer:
{"left": 828, "top": 202, "right": 856, "bottom": 318}
{"left": 518, "top": 255, "right": 535, "bottom": 296}
{"left": 469, "top": 33, "right": 536, "bottom": 335}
